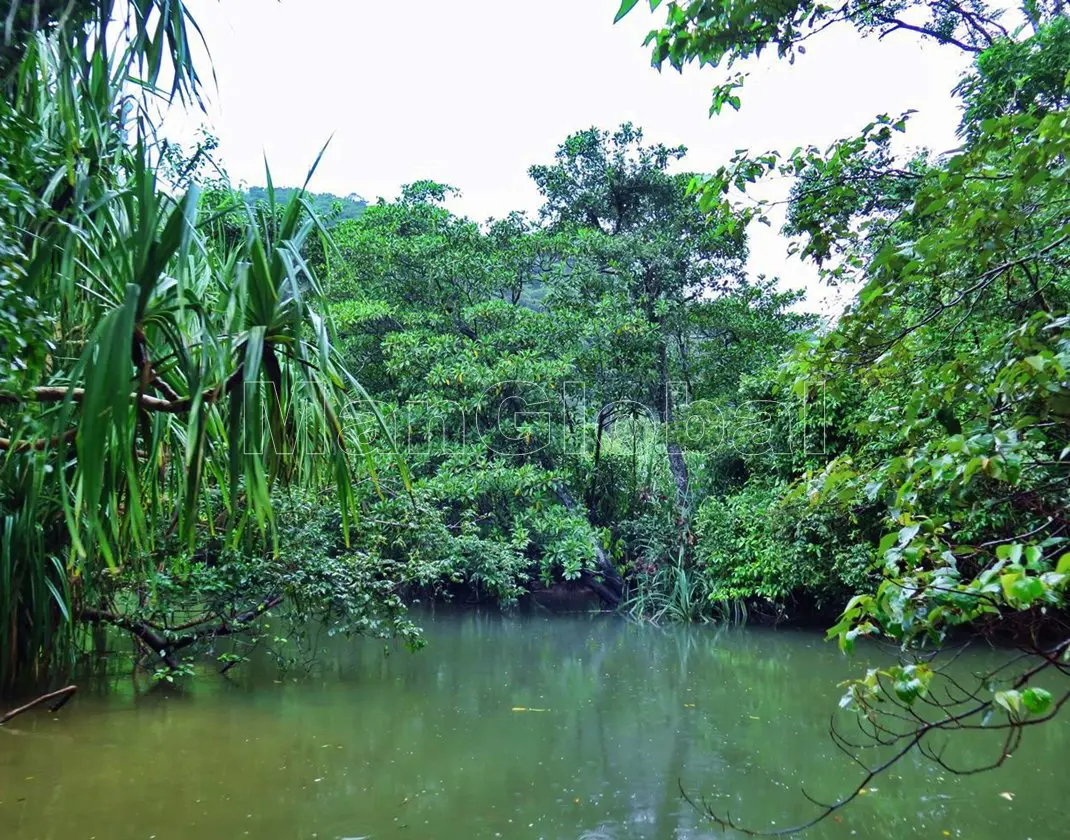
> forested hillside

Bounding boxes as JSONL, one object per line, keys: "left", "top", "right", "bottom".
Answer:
{"left": 243, "top": 186, "right": 366, "bottom": 224}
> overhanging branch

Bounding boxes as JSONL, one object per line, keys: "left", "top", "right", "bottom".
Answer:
{"left": 0, "top": 366, "right": 246, "bottom": 451}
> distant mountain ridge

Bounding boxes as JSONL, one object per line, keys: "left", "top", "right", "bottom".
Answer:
{"left": 242, "top": 187, "right": 367, "bottom": 224}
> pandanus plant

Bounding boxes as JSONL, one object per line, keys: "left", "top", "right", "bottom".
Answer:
{"left": 0, "top": 0, "right": 395, "bottom": 687}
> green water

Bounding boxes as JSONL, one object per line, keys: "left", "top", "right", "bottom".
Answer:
{"left": 0, "top": 610, "right": 1063, "bottom": 840}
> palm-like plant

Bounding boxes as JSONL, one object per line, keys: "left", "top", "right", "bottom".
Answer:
{"left": 0, "top": 1, "right": 392, "bottom": 688}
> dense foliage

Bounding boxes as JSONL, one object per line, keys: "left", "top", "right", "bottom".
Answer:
{"left": 2, "top": 0, "right": 1068, "bottom": 827}
{"left": 318, "top": 129, "right": 809, "bottom": 616}
{"left": 615, "top": 0, "right": 1070, "bottom": 831}
{"left": 0, "top": 0, "right": 410, "bottom": 689}
{"left": 0, "top": 0, "right": 808, "bottom": 693}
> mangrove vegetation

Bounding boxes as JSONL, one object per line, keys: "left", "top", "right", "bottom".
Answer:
{"left": 0, "top": 0, "right": 1068, "bottom": 834}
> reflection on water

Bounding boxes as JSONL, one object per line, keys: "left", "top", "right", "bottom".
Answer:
{"left": 0, "top": 608, "right": 1063, "bottom": 839}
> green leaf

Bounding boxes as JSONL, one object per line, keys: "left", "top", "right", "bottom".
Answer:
{"left": 996, "top": 543, "right": 1023, "bottom": 563}
{"left": 860, "top": 283, "right": 884, "bottom": 305}
{"left": 1012, "top": 576, "right": 1045, "bottom": 605}
{"left": 45, "top": 578, "right": 70, "bottom": 623}
{"left": 999, "top": 572, "right": 1022, "bottom": 602}
{"left": 614, "top": 0, "right": 640, "bottom": 23}
{"left": 893, "top": 677, "right": 921, "bottom": 703}
{"left": 994, "top": 689, "right": 1022, "bottom": 716}
{"left": 1021, "top": 687, "right": 1053, "bottom": 715}
{"left": 898, "top": 523, "right": 920, "bottom": 547}
{"left": 919, "top": 195, "right": 948, "bottom": 217}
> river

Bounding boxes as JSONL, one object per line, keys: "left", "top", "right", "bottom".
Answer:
{"left": 0, "top": 609, "right": 1063, "bottom": 839}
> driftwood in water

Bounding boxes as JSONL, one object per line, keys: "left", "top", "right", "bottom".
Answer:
{"left": 0, "top": 684, "right": 77, "bottom": 725}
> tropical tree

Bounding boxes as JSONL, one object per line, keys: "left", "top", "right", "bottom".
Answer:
{"left": 319, "top": 128, "right": 809, "bottom": 615}
{"left": 530, "top": 123, "right": 757, "bottom": 507}
{"left": 0, "top": 0, "right": 405, "bottom": 689}
{"left": 617, "top": 0, "right": 1021, "bottom": 116}
{"left": 617, "top": 0, "right": 1070, "bottom": 830}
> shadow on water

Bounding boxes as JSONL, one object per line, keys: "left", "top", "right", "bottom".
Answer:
{"left": 0, "top": 607, "right": 1063, "bottom": 839}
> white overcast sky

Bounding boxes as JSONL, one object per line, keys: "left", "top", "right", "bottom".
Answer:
{"left": 171, "top": 0, "right": 975, "bottom": 312}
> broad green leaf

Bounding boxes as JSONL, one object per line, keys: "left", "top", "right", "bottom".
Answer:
{"left": 994, "top": 690, "right": 1022, "bottom": 716}
{"left": 1022, "top": 687, "right": 1053, "bottom": 715}
{"left": 614, "top": 0, "right": 640, "bottom": 23}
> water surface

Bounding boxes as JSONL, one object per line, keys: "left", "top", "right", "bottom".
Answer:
{"left": 0, "top": 609, "right": 1063, "bottom": 839}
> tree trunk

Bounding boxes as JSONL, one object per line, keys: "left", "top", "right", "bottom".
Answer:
{"left": 586, "top": 404, "right": 614, "bottom": 511}
{"left": 552, "top": 481, "right": 623, "bottom": 608}
{"left": 659, "top": 340, "right": 689, "bottom": 507}
{"left": 666, "top": 441, "right": 689, "bottom": 506}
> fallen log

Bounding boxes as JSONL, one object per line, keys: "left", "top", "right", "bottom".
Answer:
{"left": 0, "top": 685, "right": 77, "bottom": 725}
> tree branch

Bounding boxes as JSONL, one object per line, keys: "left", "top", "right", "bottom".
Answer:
{"left": 0, "top": 685, "right": 78, "bottom": 725}
{"left": 873, "top": 14, "right": 982, "bottom": 52}
{"left": 81, "top": 594, "right": 284, "bottom": 671}
{"left": 0, "top": 366, "right": 247, "bottom": 450}
{"left": 682, "top": 638, "right": 1070, "bottom": 835}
